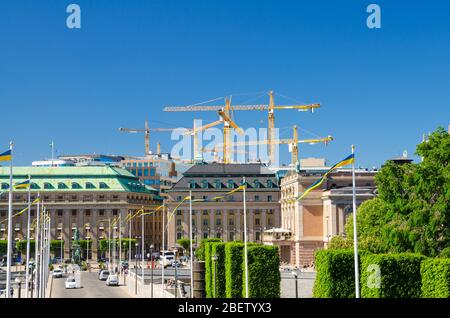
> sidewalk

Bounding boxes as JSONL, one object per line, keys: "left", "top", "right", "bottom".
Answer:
{"left": 118, "top": 273, "right": 174, "bottom": 298}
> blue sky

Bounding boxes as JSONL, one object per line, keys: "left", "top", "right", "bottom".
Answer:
{"left": 1, "top": 0, "right": 449, "bottom": 168}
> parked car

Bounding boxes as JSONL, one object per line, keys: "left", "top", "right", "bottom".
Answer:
{"left": 106, "top": 274, "right": 119, "bottom": 286}
{"left": 98, "top": 270, "right": 110, "bottom": 281}
{"left": 171, "top": 260, "right": 181, "bottom": 268}
{"left": 52, "top": 268, "right": 64, "bottom": 278}
{"left": 65, "top": 277, "right": 77, "bottom": 289}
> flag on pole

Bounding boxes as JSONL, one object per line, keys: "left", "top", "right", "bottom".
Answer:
{"left": 296, "top": 153, "right": 355, "bottom": 201}
{"left": 13, "top": 179, "right": 31, "bottom": 189}
{"left": 0, "top": 149, "right": 12, "bottom": 161}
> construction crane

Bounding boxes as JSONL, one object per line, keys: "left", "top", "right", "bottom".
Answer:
{"left": 118, "top": 119, "right": 178, "bottom": 156}
{"left": 209, "top": 125, "right": 333, "bottom": 166}
{"left": 164, "top": 91, "right": 320, "bottom": 164}
{"left": 182, "top": 97, "right": 244, "bottom": 164}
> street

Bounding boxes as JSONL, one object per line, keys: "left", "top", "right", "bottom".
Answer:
{"left": 51, "top": 271, "right": 129, "bottom": 298}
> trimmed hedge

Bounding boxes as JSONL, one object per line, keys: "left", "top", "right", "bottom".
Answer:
{"left": 361, "top": 253, "right": 425, "bottom": 298}
{"left": 16, "top": 240, "right": 36, "bottom": 254}
{"left": 0, "top": 240, "right": 7, "bottom": 255}
{"left": 225, "top": 242, "right": 245, "bottom": 298}
{"left": 313, "top": 249, "right": 363, "bottom": 298}
{"left": 195, "top": 238, "right": 222, "bottom": 261}
{"left": 245, "top": 245, "right": 281, "bottom": 298}
{"left": 211, "top": 242, "right": 226, "bottom": 298}
{"left": 421, "top": 258, "right": 450, "bottom": 298}
{"left": 204, "top": 241, "right": 214, "bottom": 298}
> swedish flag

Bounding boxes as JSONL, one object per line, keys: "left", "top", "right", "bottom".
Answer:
{"left": 297, "top": 153, "right": 355, "bottom": 201}
{"left": 0, "top": 150, "right": 11, "bottom": 161}
{"left": 13, "top": 180, "right": 31, "bottom": 189}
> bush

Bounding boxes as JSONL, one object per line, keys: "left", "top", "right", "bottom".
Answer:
{"left": 328, "top": 236, "right": 352, "bottom": 250}
{"left": 313, "top": 249, "right": 362, "bottom": 298}
{"left": 204, "top": 241, "right": 214, "bottom": 298}
{"left": 225, "top": 242, "right": 245, "bottom": 298}
{"left": 439, "top": 247, "right": 450, "bottom": 258}
{"left": 361, "top": 253, "right": 425, "bottom": 298}
{"left": 245, "top": 245, "right": 280, "bottom": 298}
{"left": 0, "top": 240, "right": 7, "bottom": 255}
{"left": 210, "top": 242, "right": 226, "bottom": 298}
{"left": 16, "top": 240, "right": 36, "bottom": 254}
{"left": 195, "top": 238, "right": 222, "bottom": 261}
{"left": 421, "top": 258, "right": 450, "bottom": 298}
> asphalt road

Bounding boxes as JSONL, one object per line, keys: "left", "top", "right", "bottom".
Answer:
{"left": 51, "top": 271, "right": 128, "bottom": 298}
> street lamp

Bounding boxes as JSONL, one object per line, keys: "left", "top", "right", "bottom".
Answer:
{"left": 173, "top": 247, "right": 178, "bottom": 298}
{"left": 292, "top": 271, "right": 299, "bottom": 298}
{"left": 15, "top": 277, "right": 22, "bottom": 298}
{"left": 212, "top": 254, "right": 218, "bottom": 298}
{"left": 150, "top": 244, "right": 154, "bottom": 298}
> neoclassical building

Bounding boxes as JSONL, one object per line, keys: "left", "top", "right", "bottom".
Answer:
{"left": 166, "top": 163, "right": 281, "bottom": 249}
{"left": 0, "top": 166, "right": 163, "bottom": 260}
{"left": 264, "top": 163, "right": 377, "bottom": 267}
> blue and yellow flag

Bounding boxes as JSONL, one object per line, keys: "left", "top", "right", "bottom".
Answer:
{"left": 297, "top": 153, "right": 355, "bottom": 201}
{"left": 13, "top": 180, "right": 31, "bottom": 189}
{"left": 0, "top": 150, "right": 11, "bottom": 161}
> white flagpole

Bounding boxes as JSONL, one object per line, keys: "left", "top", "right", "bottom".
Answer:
{"left": 189, "top": 190, "right": 194, "bottom": 297}
{"left": 351, "top": 145, "right": 360, "bottom": 298}
{"left": 25, "top": 175, "right": 32, "bottom": 298}
{"left": 161, "top": 201, "right": 165, "bottom": 298}
{"left": 128, "top": 210, "right": 131, "bottom": 291}
{"left": 243, "top": 176, "right": 249, "bottom": 298}
{"left": 5, "top": 142, "right": 13, "bottom": 298}
{"left": 141, "top": 209, "right": 145, "bottom": 297}
{"left": 34, "top": 194, "right": 40, "bottom": 298}
{"left": 119, "top": 214, "right": 122, "bottom": 279}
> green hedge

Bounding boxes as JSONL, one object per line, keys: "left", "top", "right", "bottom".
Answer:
{"left": 195, "top": 238, "right": 222, "bottom": 261}
{"left": 225, "top": 242, "right": 245, "bottom": 298}
{"left": 0, "top": 240, "right": 7, "bottom": 255}
{"left": 16, "top": 240, "right": 36, "bottom": 254}
{"left": 204, "top": 241, "right": 214, "bottom": 298}
{"left": 313, "top": 249, "right": 362, "bottom": 298}
{"left": 245, "top": 245, "right": 281, "bottom": 298}
{"left": 421, "top": 258, "right": 450, "bottom": 298}
{"left": 361, "top": 253, "right": 425, "bottom": 298}
{"left": 211, "top": 242, "right": 226, "bottom": 298}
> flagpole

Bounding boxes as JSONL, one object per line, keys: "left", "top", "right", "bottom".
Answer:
{"left": 25, "top": 175, "right": 32, "bottom": 298}
{"left": 34, "top": 194, "right": 40, "bottom": 298}
{"left": 119, "top": 214, "right": 122, "bottom": 280}
{"left": 141, "top": 207, "right": 145, "bottom": 297}
{"left": 161, "top": 200, "right": 165, "bottom": 298}
{"left": 5, "top": 141, "right": 13, "bottom": 298}
{"left": 189, "top": 190, "right": 194, "bottom": 297}
{"left": 351, "top": 145, "right": 360, "bottom": 298}
{"left": 243, "top": 176, "right": 249, "bottom": 298}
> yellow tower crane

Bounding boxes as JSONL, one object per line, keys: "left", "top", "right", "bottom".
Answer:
{"left": 163, "top": 91, "right": 320, "bottom": 164}
{"left": 208, "top": 125, "right": 333, "bottom": 166}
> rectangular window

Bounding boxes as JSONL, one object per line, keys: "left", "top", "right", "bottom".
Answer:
{"left": 144, "top": 169, "right": 149, "bottom": 176}
{"left": 255, "top": 218, "right": 260, "bottom": 226}
{"left": 85, "top": 209, "right": 91, "bottom": 216}
{"left": 255, "top": 195, "right": 260, "bottom": 201}
{"left": 71, "top": 210, "right": 77, "bottom": 216}
{"left": 177, "top": 232, "right": 182, "bottom": 240}
{"left": 99, "top": 209, "right": 105, "bottom": 216}
{"left": 255, "top": 231, "right": 261, "bottom": 241}
{"left": 112, "top": 210, "right": 118, "bottom": 216}
{"left": 203, "top": 219, "right": 208, "bottom": 226}
{"left": 176, "top": 219, "right": 182, "bottom": 226}
{"left": 267, "top": 195, "right": 272, "bottom": 202}
{"left": 203, "top": 232, "right": 208, "bottom": 239}
{"left": 150, "top": 169, "right": 155, "bottom": 176}
{"left": 57, "top": 210, "right": 63, "bottom": 216}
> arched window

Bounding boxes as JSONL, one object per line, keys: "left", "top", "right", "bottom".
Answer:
{"left": 227, "top": 180, "right": 234, "bottom": 189}
{"left": 99, "top": 182, "right": 108, "bottom": 189}
{"left": 85, "top": 182, "right": 95, "bottom": 189}
{"left": 71, "top": 182, "right": 81, "bottom": 189}
{"left": 202, "top": 180, "right": 209, "bottom": 189}
{"left": 254, "top": 180, "right": 261, "bottom": 188}
{"left": 57, "top": 182, "right": 67, "bottom": 189}
{"left": 267, "top": 180, "right": 274, "bottom": 188}
{"left": 189, "top": 180, "right": 196, "bottom": 189}
{"left": 44, "top": 182, "right": 53, "bottom": 189}
{"left": 214, "top": 179, "right": 221, "bottom": 189}
{"left": 31, "top": 183, "right": 39, "bottom": 189}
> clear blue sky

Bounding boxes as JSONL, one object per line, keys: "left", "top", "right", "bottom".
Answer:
{"left": 1, "top": 0, "right": 449, "bottom": 167}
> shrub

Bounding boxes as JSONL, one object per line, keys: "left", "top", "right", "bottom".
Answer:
{"left": 0, "top": 240, "right": 8, "bottom": 255}
{"left": 328, "top": 236, "right": 353, "bottom": 250}
{"left": 195, "top": 238, "right": 222, "bottom": 261}
{"left": 421, "top": 258, "right": 450, "bottom": 298}
{"left": 211, "top": 242, "right": 226, "bottom": 298}
{"left": 16, "top": 240, "right": 36, "bottom": 254}
{"left": 245, "top": 245, "right": 280, "bottom": 298}
{"left": 204, "top": 241, "right": 214, "bottom": 298}
{"left": 439, "top": 247, "right": 450, "bottom": 258}
{"left": 225, "top": 242, "right": 245, "bottom": 298}
{"left": 313, "top": 249, "right": 362, "bottom": 298}
{"left": 361, "top": 253, "right": 425, "bottom": 298}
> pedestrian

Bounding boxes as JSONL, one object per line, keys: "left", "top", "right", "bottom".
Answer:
{"left": 10, "top": 287, "right": 13, "bottom": 298}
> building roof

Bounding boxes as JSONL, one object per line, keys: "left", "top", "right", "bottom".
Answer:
{"left": 0, "top": 166, "right": 158, "bottom": 194}
{"left": 183, "top": 163, "right": 274, "bottom": 176}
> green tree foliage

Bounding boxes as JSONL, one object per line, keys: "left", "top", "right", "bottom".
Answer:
{"left": 421, "top": 258, "right": 450, "bottom": 298}
{"left": 342, "top": 127, "right": 449, "bottom": 257}
{"left": 16, "top": 240, "right": 36, "bottom": 254}
{"left": 0, "top": 240, "right": 7, "bottom": 255}
{"left": 225, "top": 242, "right": 244, "bottom": 298}
{"left": 98, "top": 238, "right": 136, "bottom": 252}
{"left": 177, "top": 238, "right": 192, "bottom": 256}
{"left": 50, "top": 240, "right": 64, "bottom": 252}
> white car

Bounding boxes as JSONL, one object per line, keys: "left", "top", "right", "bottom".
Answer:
{"left": 98, "top": 270, "right": 110, "bottom": 281}
{"left": 52, "top": 268, "right": 63, "bottom": 278}
{"left": 106, "top": 274, "right": 119, "bottom": 286}
{"left": 65, "top": 277, "right": 77, "bottom": 289}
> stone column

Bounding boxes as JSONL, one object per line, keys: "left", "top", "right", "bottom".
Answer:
{"left": 248, "top": 210, "right": 254, "bottom": 242}
{"left": 222, "top": 210, "right": 228, "bottom": 241}
{"left": 236, "top": 210, "right": 241, "bottom": 240}
{"left": 261, "top": 209, "right": 267, "bottom": 231}
{"left": 183, "top": 209, "right": 189, "bottom": 239}
{"left": 209, "top": 211, "right": 214, "bottom": 238}
{"left": 196, "top": 209, "right": 202, "bottom": 243}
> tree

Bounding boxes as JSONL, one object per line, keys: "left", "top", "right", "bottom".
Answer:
{"left": 177, "top": 238, "right": 192, "bottom": 256}
{"left": 342, "top": 127, "right": 450, "bottom": 257}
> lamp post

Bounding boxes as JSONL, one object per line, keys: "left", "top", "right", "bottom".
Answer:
{"left": 174, "top": 247, "right": 178, "bottom": 298}
{"left": 134, "top": 242, "right": 138, "bottom": 295}
{"left": 15, "top": 277, "right": 22, "bottom": 298}
{"left": 150, "top": 244, "right": 154, "bottom": 298}
{"left": 292, "top": 271, "right": 299, "bottom": 298}
{"left": 212, "top": 254, "right": 218, "bottom": 298}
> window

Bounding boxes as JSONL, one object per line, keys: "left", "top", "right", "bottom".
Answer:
{"left": 176, "top": 219, "right": 182, "bottom": 226}
{"left": 267, "top": 180, "right": 274, "bottom": 188}
{"left": 150, "top": 169, "right": 155, "bottom": 176}
{"left": 99, "top": 182, "right": 108, "bottom": 189}
{"left": 58, "top": 182, "right": 67, "bottom": 189}
{"left": 177, "top": 196, "right": 182, "bottom": 201}
{"left": 214, "top": 180, "right": 221, "bottom": 189}
{"left": 86, "top": 182, "right": 95, "bottom": 189}
{"left": 132, "top": 163, "right": 137, "bottom": 167}
{"left": 0, "top": 211, "right": 6, "bottom": 217}
{"left": 203, "top": 196, "right": 208, "bottom": 200}
{"left": 99, "top": 210, "right": 105, "bottom": 216}
{"left": 71, "top": 210, "right": 77, "bottom": 216}
{"left": 227, "top": 180, "right": 234, "bottom": 189}
{"left": 203, "top": 219, "right": 208, "bottom": 226}
{"left": 144, "top": 162, "right": 148, "bottom": 167}
{"left": 177, "top": 232, "right": 182, "bottom": 240}
{"left": 216, "top": 232, "right": 221, "bottom": 239}
{"left": 201, "top": 180, "right": 208, "bottom": 189}
{"left": 229, "top": 219, "right": 234, "bottom": 226}
{"left": 138, "top": 163, "right": 143, "bottom": 167}
{"left": 112, "top": 209, "right": 118, "bottom": 216}
{"left": 255, "top": 218, "right": 260, "bottom": 226}
{"left": 57, "top": 210, "right": 63, "bottom": 216}
{"left": 202, "top": 210, "right": 208, "bottom": 215}
{"left": 254, "top": 180, "right": 261, "bottom": 188}
{"left": 255, "top": 195, "right": 260, "bottom": 201}
{"left": 255, "top": 231, "right": 261, "bottom": 241}
{"left": 188, "top": 180, "right": 196, "bottom": 189}
{"left": 203, "top": 232, "right": 208, "bottom": 239}
{"left": 144, "top": 169, "right": 149, "bottom": 177}
{"left": 44, "top": 182, "right": 53, "bottom": 189}
{"left": 267, "top": 195, "right": 273, "bottom": 202}
{"left": 1, "top": 183, "right": 8, "bottom": 190}
{"left": 31, "top": 183, "right": 39, "bottom": 189}
{"left": 85, "top": 209, "right": 91, "bottom": 216}
{"left": 229, "top": 232, "right": 235, "bottom": 241}
{"left": 216, "top": 219, "right": 221, "bottom": 226}
{"left": 71, "top": 182, "right": 81, "bottom": 189}
{"left": 138, "top": 170, "right": 143, "bottom": 177}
